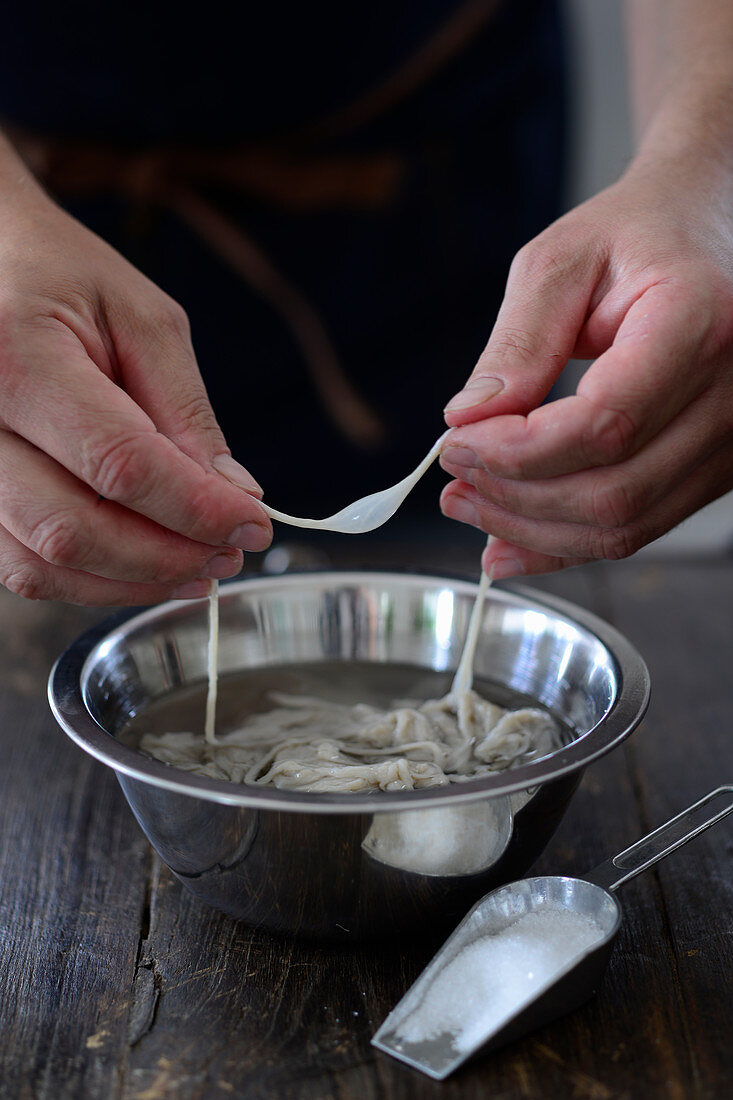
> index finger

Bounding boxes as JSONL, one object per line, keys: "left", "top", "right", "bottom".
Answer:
{"left": 445, "top": 280, "right": 718, "bottom": 481}
{"left": 444, "top": 238, "right": 597, "bottom": 425}
{"left": 106, "top": 295, "right": 264, "bottom": 496}
{"left": 4, "top": 324, "right": 272, "bottom": 548}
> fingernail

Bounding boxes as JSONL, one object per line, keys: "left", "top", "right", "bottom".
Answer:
{"left": 170, "top": 579, "right": 212, "bottom": 600}
{"left": 202, "top": 551, "right": 242, "bottom": 580}
{"left": 444, "top": 376, "right": 503, "bottom": 413}
{"left": 490, "top": 556, "right": 525, "bottom": 580}
{"left": 212, "top": 454, "right": 263, "bottom": 497}
{"left": 442, "top": 446, "right": 479, "bottom": 469}
{"left": 443, "top": 496, "right": 479, "bottom": 527}
{"left": 225, "top": 521, "right": 272, "bottom": 552}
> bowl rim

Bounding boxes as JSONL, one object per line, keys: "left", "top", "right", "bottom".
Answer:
{"left": 47, "top": 570, "right": 650, "bottom": 814}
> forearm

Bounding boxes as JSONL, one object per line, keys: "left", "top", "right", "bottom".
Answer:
{"left": 626, "top": 1, "right": 733, "bottom": 169}
{"left": 0, "top": 130, "right": 56, "bottom": 235}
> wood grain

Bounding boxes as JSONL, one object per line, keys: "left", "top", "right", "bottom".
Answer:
{"left": 0, "top": 556, "right": 730, "bottom": 1099}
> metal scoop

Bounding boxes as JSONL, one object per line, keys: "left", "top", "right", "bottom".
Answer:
{"left": 373, "top": 785, "right": 733, "bottom": 1080}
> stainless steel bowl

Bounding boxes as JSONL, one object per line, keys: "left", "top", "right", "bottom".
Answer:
{"left": 48, "top": 572, "right": 650, "bottom": 942}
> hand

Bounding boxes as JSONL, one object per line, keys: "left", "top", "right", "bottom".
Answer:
{"left": 0, "top": 177, "right": 272, "bottom": 604}
{"left": 440, "top": 158, "right": 733, "bottom": 577}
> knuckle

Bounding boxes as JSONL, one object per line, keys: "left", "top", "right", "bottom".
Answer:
{"left": 150, "top": 551, "right": 205, "bottom": 586}
{"left": 490, "top": 326, "right": 541, "bottom": 367}
{"left": 478, "top": 474, "right": 517, "bottom": 511}
{"left": 487, "top": 448, "right": 527, "bottom": 481}
{"left": 3, "top": 560, "right": 50, "bottom": 601}
{"left": 510, "top": 239, "right": 574, "bottom": 289}
{"left": 169, "top": 386, "right": 218, "bottom": 438}
{"left": 583, "top": 403, "right": 637, "bottom": 465}
{"left": 588, "top": 479, "right": 639, "bottom": 528}
{"left": 84, "top": 432, "right": 152, "bottom": 502}
{"left": 131, "top": 296, "right": 191, "bottom": 346}
{"left": 154, "top": 564, "right": 192, "bottom": 586}
{"left": 184, "top": 482, "right": 227, "bottom": 541}
{"left": 509, "top": 242, "right": 539, "bottom": 280}
{"left": 592, "top": 525, "right": 643, "bottom": 562}
{"left": 28, "top": 510, "right": 90, "bottom": 569}
{"left": 156, "top": 298, "right": 191, "bottom": 343}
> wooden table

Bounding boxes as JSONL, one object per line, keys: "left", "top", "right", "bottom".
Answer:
{"left": 1, "top": 547, "right": 731, "bottom": 1099}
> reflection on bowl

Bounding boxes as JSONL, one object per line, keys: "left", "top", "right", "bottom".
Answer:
{"left": 361, "top": 798, "right": 515, "bottom": 876}
{"left": 49, "top": 572, "right": 649, "bottom": 942}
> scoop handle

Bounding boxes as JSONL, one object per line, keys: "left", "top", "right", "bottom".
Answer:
{"left": 584, "top": 786, "right": 733, "bottom": 893}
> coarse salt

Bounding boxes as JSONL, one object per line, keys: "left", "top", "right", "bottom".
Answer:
{"left": 393, "top": 906, "right": 605, "bottom": 1053}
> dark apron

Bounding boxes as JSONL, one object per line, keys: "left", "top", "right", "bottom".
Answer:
{"left": 0, "top": 0, "right": 567, "bottom": 518}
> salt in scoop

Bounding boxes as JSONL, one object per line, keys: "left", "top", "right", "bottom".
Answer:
{"left": 261, "top": 431, "right": 450, "bottom": 533}
{"left": 373, "top": 784, "right": 733, "bottom": 1080}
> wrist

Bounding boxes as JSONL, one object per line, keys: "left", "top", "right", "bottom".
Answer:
{"left": 632, "top": 78, "right": 733, "bottom": 179}
{"left": 0, "top": 132, "right": 57, "bottom": 227}
{"left": 622, "top": 84, "right": 733, "bottom": 250}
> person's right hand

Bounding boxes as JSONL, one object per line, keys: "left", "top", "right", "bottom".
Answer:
{"left": 0, "top": 164, "right": 272, "bottom": 605}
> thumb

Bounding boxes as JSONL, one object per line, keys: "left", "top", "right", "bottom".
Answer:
{"left": 444, "top": 238, "right": 599, "bottom": 426}
{"left": 111, "top": 293, "right": 263, "bottom": 497}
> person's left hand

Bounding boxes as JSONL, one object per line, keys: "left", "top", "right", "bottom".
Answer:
{"left": 439, "top": 158, "right": 733, "bottom": 578}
